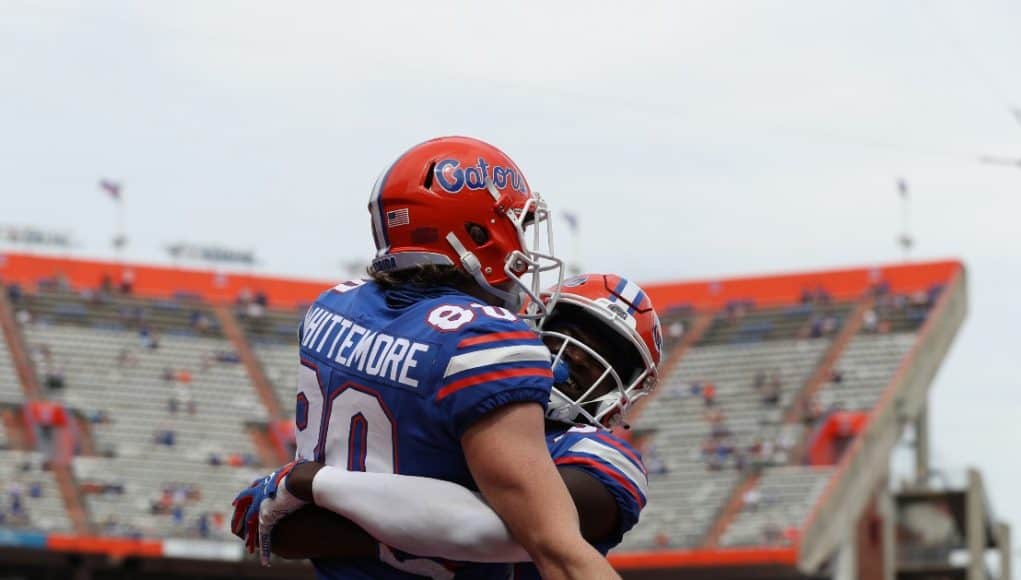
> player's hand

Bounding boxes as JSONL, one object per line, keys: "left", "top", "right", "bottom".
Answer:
{"left": 230, "top": 460, "right": 307, "bottom": 565}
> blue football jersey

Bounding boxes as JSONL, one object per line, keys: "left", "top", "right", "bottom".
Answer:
{"left": 512, "top": 425, "right": 648, "bottom": 580}
{"left": 292, "top": 281, "right": 552, "bottom": 580}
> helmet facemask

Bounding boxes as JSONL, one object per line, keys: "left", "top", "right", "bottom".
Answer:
{"left": 504, "top": 194, "right": 563, "bottom": 320}
{"left": 542, "top": 327, "right": 656, "bottom": 430}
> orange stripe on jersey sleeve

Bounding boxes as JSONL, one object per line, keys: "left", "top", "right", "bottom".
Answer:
{"left": 436, "top": 367, "right": 553, "bottom": 401}
{"left": 555, "top": 455, "right": 646, "bottom": 507}
{"left": 456, "top": 331, "right": 537, "bottom": 349}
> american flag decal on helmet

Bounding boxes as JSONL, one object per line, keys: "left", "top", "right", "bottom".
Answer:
{"left": 386, "top": 208, "right": 410, "bottom": 228}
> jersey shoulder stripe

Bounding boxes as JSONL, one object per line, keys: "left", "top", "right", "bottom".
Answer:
{"left": 593, "top": 433, "right": 647, "bottom": 475}
{"left": 457, "top": 331, "right": 536, "bottom": 349}
{"left": 555, "top": 455, "right": 646, "bottom": 508}
{"left": 563, "top": 437, "right": 648, "bottom": 498}
{"left": 443, "top": 344, "right": 551, "bottom": 378}
{"left": 436, "top": 366, "right": 553, "bottom": 400}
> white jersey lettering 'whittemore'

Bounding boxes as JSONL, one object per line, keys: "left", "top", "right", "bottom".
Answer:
{"left": 301, "top": 305, "right": 431, "bottom": 388}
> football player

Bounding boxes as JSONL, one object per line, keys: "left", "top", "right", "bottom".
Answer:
{"left": 233, "top": 274, "right": 662, "bottom": 579}
{"left": 236, "top": 137, "right": 618, "bottom": 580}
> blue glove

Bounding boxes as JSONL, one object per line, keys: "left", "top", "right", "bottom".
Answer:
{"left": 230, "top": 460, "right": 304, "bottom": 558}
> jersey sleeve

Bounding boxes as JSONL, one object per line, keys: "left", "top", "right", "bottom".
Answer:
{"left": 432, "top": 311, "right": 553, "bottom": 439}
{"left": 553, "top": 432, "right": 648, "bottom": 553}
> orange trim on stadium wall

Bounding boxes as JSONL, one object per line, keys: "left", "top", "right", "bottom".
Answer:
{"left": 46, "top": 533, "right": 164, "bottom": 558}
{"left": 643, "top": 259, "right": 962, "bottom": 310}
{"left": 608, "top": 546, "right": 798, "bottom": 569}
{"left": 0, "top": 253, "right": 962, "bottom": 313}
{"left": 0, "top": 253, "right": 331, "bottom": 309}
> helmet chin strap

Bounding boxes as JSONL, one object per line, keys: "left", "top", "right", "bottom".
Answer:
{"left": 445, "top": 232, "right": 523, "bottom": 311}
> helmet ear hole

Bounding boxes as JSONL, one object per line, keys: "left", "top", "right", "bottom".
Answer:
{"left": 465, "top": 223, "right": 490, "bottom": 246}
{"left": 423, "top": 162, "right": 436, "bottom": 189}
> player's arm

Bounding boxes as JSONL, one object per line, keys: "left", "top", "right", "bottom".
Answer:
{"left": 461, "top": 402, "right": 619, "bottom": 580}
{"left": 266, "top": 462, "right": 623, "bottom": 561}
{"left": 558, "top": 466, "right": 621, "bottom": 544}
{"left": 274, "top": 462, "right": 530, "bottom": 562}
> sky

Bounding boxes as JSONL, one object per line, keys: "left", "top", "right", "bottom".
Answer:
{"left": 3, "top": 0, "right": 1020, "bottom": 560}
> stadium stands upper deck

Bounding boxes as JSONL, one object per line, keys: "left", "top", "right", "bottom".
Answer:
{"left": 0, "top": 253, "right": 965, "bottom": 578}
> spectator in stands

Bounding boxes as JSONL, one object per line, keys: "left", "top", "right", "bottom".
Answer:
{"left": 762, "top": 522, "right": 785, "bottom": 545}
{"left": 801, "top": 286, "right": 832, "bottom": 306}
{"left": 44, "top": 366, "right": 66, "bottom": 391}
{"left": 6, "top": 482, "right": 27, "bottom": 525}
{"left": 725, "top": 300, "right": 750, "bottom": 325}
{"left": 119, "top": 270, "right": 135, "bottom": 294}
{"left": 99, "top": 274, "right": 114, "bottom": 295}
{"left": 814, "top": 285, "right": 832, "bottom": 305}
{"left": 747, "top": 438, "right": 773, "bottom": 468}
{"left": 743, "top": 487, "right": 762, "bottom": 511}
{"left": 701, "top": 382, "right": 717, "bottom": 407}
{"left": 801, "top": 395, "right": 824, "bottom": 426}
{"left": 236, "top": 288, "right": 265, "bottom": 319}
{"left": 190, "top": 310, "right": 212, "bottom": 334}
{"left": 644, "top": 443, "right": 668, "bottom": 476}
{"left": 172, "top": 504, "right": 185, "bottom": 527}
{"left": 689, "top": 381, "right": 702, "bottom": 398}
{"left": 892, "top": 293, "right": 908, "bottom": 311}
{"left": 799, "top": 289, "right": 813, "bottom": 304}
{"left": 6, "top": 283, "right": 23, "bottom": 304}
{"left": 711, "top": 438, "right": 735, "bottom": 470}
{"left": 31, "top": 344, "right": 51, "bottom": 366}
{"left": 667, "top": 320, "right": 684, "bottom": 340}
{"left": 15, "top": 308, "right": 31, "bottom": 326}
{"left": 705, "top": 407, "right": 731, "bottom": 439}
{"left": 102, "top": 482, "right": 124, "bottom": 497}
{"left": 213, "top": 350, "right": 241, "bottom": 364}
{"left": 752, "top": 370, "right": 767, "bottom": 392}
{"left": 821, "top": 315, "right": 839, "bottom": 335}
{"left": 760, "top": 373, "right": 782, "bottom": 406}
{"left": 170, "top": 376, "right": 196, "bottom": 415}
{"left": 153, "top": 428, "right": 176, "bottom": 447}
{"left": 710, "top": 418, "right": 731, "bottom": 440}
{"left": 829, "top": 368, "right": 844, "bottom": 385}
{"left": 808, "top": 315, "right": 824, "bottom": 338}
{"left": 101, "top": 515, "right": 120, "bottom": 535}
{"left": 862, "top": 307, "right": 879, "bottom": 333}
{"left": 139, "top": 325, "right": 159, "bottom": 350}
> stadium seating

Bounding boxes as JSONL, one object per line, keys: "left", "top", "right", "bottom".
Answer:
{"left": 0, "top": 450, "right": 71, "bottom": 532}
{"left": 15, "top": 290, "right": 268, "bottom": 537}
{"left": 619, "top": 301, "right": 841, "bottom": 550}
{"left": 720, "top": 466, "right": 833, "bottom": 547}
{"left": 0, "top": 320, "right": 22, "bottom": 404}
{"left": 620, "top": 294, "right": 935, "bottom": 553}
{"left": 0, "top": 253, "right": 957, "bottom": 580}
{"left": 817, "top": 333, "right": 917, "bottom": 412}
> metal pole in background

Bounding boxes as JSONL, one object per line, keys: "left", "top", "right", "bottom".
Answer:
{"left": 896, "top": 178, "right": 914, "bottom": 261}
